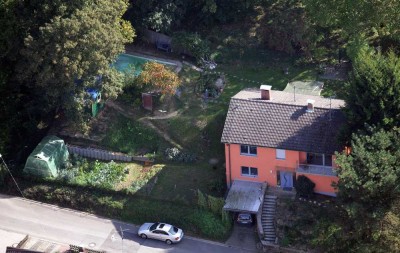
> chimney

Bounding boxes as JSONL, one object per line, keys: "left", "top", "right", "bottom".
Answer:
{"left": 260, "top": 85, "right": 272, "bottom": 100}
{"left": 306, "top": 99, "right": 315, "bottom": 112}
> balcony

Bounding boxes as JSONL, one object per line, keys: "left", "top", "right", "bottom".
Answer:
{"left": 297, "top": 164, "right": 337, "bottom": 176}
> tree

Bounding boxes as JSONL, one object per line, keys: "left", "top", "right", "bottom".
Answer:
{"left": 126, "top": 0, "right": 188, "bottom": 34}
{"left": 9, "top": 0, "right": 134, "bottom": 128}
{"left": 172, "top": 31, "right": 211, "bottom": 61}
{"left": 137, "top": 62, "right": 180, "bottom": 94}
{"left": 261, "top": 0, "right": 317, "bottom": 56}
{"left": 303, "top": 0, "right": 400, "bottom": 49}
{"left": 334, "top": 128, "right": 400, "bottom": 246}
{"left": 344, "top": 46, "right": 400, "bottom": 133}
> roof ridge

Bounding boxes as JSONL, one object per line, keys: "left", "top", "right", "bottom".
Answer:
{"left": 230, "top": 97, "right": 340, "bottom": 110}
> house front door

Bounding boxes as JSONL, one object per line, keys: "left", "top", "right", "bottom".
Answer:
{"left": 280, "top": 171, "right": 294, "bottom": 191}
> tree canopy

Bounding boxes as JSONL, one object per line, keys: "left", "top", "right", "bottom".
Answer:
{"left": 334, "top": 128, "right": 400, "bottom": 251}
{"left": 344, "top": 46, "right": 400, "bottom": 133}
{"left": 1, "top": 0, "right": 135, "bottom": 128}
{"left": 138, "top": 62, "right": 180, "bottom": 94}
{"left": 303, "top": 0, "right": 400, "bottom": 48}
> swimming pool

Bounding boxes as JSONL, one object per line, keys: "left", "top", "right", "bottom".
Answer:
{"left": 114, "top": 53, "right": 176, "bottom": 75}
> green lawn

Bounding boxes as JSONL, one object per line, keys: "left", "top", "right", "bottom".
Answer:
{"left": 149, "top": 163, "right": 226, "bottom": 204}
{"left": 101, "top": 115, "right": 168, "bottom": 156}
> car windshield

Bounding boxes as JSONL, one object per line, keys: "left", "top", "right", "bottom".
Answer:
{"left": 239, "top": 214, "right": 251, "bottom": 219}
{"left": 149, "top": 223, "right": 159, "bottom": 231}
{"left": 168, "top": 226, "right": 179, "bottom": 235}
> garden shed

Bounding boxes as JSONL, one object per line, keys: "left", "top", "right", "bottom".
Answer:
{"left": 24, "top": 136, "right": 69, "bottom": 178}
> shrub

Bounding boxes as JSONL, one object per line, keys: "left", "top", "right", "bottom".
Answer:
{"left": 207, "top": 194, "right": 225, "bottom": 215}
{"left": 295, "top": 175, "right": 316, "bottom": 198}
{"left": 186, "top": 210, "right": 231, "bottom": 240}
{"left": 164, "top": 147, "right": 196, "bottom": 163}
{"left": 311, "top": 220, "right": 351, "bottom": 252}
{"left": 197, "top": 189, "right": 208, "bottom": 209}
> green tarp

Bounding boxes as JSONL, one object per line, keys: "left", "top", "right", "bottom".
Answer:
{"left": 24, "top": 136, "right": 69, "bottom": 178}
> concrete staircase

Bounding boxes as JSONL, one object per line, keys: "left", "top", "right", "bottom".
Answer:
{"left": 16, "top": 235, "right": 68, "bottom": 253}
{"left": 261, "top": 195, "right": 277, "bottom": 244}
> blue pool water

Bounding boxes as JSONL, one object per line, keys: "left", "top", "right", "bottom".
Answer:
{"left": 114, "top": 53, "right": 175, "bottom": 75}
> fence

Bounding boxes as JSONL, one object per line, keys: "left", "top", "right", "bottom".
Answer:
{"left": 66, "top": 145, "right": 151, "bottom": 164}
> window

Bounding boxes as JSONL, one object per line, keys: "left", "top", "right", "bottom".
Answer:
{"left": 307, "top": 153, "right": 333, "bottom": 166}
{"left": 169, "top": 226, "right": 179, "bottom": 235}
{"left": 240, "top": 145, "right": 257, "bottom": 156}
{"left": 276, "top": 149, "right": 286, "bottom": 160}
{"left": 325, "top": 155, "right": 333, "bottom": 166}
{"left": 150, "top": 223, "right": 159, "bottom": 231}
{"left": 241, "top": 166, "right": 258, "bottom": 177}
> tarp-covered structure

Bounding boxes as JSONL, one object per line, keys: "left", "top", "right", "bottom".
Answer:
{"left": 24, "top": 136, "right": 69, "bottom": 178}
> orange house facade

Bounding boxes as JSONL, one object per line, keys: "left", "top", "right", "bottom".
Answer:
{"left": 221, "top": 86, "right": 346, "bottom": 196}
{"left": 224, "top": 144, "right": 339, "bottom": 196}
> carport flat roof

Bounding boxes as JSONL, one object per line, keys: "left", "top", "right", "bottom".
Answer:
{"left": 223, "top": 180, "right": 267, "bottom": 213}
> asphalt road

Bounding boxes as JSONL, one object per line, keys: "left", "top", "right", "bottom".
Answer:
{"left": 0, "top": 194, "right": 256, "bottom": 253}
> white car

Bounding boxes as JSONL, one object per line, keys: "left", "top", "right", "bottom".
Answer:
{"left": 138, "top": 222, "right": 184, "bottom": 244}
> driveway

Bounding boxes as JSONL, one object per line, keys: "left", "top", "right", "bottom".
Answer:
{"left": 0, "top": 194, "right": 257, "bottom": 253}
{"left": 225, "top": 223, "right": 259, "bottom": 252}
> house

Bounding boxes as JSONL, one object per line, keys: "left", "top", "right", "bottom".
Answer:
{"left": 221, "top": 85, "right": 346, "bottom": 197}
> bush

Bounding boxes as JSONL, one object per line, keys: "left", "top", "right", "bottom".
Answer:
{"left": 164, "top": 147, "right": 196, "bottom": 163}
{"left": 186, "top": 210, "right": 231, "bottom": 240}
{"left": 207, "top": 194, "right": 225, "bottom": 215}
{"left": 311, "top": 220, "right": 352, "bottom": 252}
{"left": 197, "top": 189, "right": 208, "bottom": 209}
{"left": 295, "top": 175, "right": 316, "bottom": 198}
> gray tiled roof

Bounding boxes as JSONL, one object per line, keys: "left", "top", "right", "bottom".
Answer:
{"left": 221, "top": 89, "right": 346, "bottom": 154}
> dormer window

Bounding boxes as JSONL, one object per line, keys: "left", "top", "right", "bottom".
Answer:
{"left": 240, "top": 145, "right": 257, "bottom": 156}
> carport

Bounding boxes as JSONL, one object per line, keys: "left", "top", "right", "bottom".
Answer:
{"left": 223, "top": 180, "right": 267, "bottom": 213}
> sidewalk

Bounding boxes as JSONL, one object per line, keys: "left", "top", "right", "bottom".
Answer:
{"left": 0, "top": 229, "right": 26, "bottom": 249}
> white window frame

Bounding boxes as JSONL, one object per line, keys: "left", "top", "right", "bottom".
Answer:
{"left": 276, "top": 149, "right": 286, "bottom": 160}
{"left": 241, "top": 166, "right": 258, "bottom": 177}
{"left": 240, "top": 145, "right": 257, "bottom": 156}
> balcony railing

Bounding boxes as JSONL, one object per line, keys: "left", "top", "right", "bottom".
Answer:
{"left": 297, "top": 164, "right": 337, "bottom": 176}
